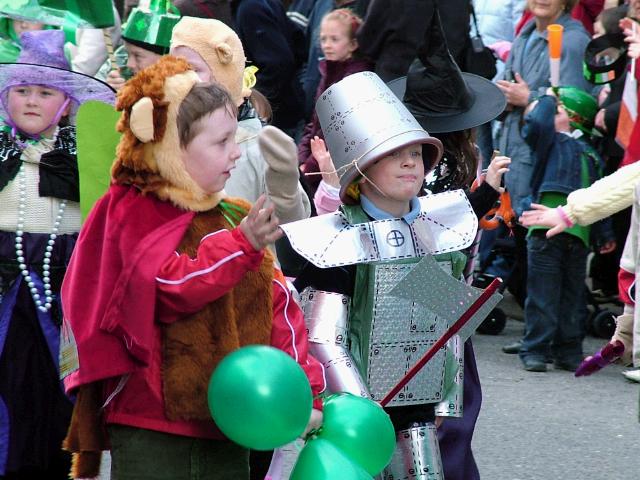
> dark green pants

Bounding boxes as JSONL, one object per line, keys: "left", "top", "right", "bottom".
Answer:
{"left": 108, "top": 425, "right": 250, "bottom": 480}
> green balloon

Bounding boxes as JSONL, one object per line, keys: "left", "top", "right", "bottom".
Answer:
{"left": 207, "top": 345, "right": 312, "bottom": 450}
{"left": 290, "top": 438, "right": 373, "bottom": 480}
{"left": 316, "top": 393, "right": 396, "bottom": 475}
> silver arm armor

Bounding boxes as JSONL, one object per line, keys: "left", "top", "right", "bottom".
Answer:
{"left": 299, "top": 288, "right": 371, "bottom": 398}
{"left": 383, "top": 424, "right": 444, "bottom": 480}
{"left": 433, "top": 335, "right": 464, "bottom": 418}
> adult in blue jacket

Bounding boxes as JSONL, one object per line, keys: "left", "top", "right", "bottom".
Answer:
{"left": 496, "top": 0, "right": 591, "bottom": 216}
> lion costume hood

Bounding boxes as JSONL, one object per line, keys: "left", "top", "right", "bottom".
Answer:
{"left": 111, "top": 55, "right": 224, "bottom": 212}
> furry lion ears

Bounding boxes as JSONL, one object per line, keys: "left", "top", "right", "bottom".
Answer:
{"left": 130, "top": 97, "right": 155, "bottom": 143}
{"left": 215, "top": 42, "right": 234, "bottom": 64}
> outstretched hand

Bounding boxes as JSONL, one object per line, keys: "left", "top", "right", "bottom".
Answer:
{"left": 240, "top": 194, "right": 283, "bottom": 251}
{"left": 310, "top": 136, "right": 340, "bottom": 187}
{"left": 621, "top": 18, "right": 640, "bottom": 60}
{"left": 519, "top": 203, "right": 567, "bottom": 237}
{"left": 485, "top": 155, "right": 511, "bottom": 193}
{"left": 106, "top": 69, "right": 126, "bottom": 91}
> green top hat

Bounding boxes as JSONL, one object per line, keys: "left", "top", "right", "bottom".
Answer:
{"left": 122, "top": 0, "right": 180, "bottom": 54}
{"left": 555, "top": 86, "right": 598, "bottom": 136}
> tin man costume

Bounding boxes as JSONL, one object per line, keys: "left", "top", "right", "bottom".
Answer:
{"left": 283, "top": 72, "right": 500, "bottom": 479}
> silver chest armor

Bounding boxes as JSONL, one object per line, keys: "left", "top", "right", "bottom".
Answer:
{"left": 357, "top": 259, "right": 453, "bottom": 406}
{"left": 299, "top": 257, "right": 476, "bottom": 410}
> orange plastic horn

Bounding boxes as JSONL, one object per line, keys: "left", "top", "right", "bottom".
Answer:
{"left": 547, "top": 24, "right": 563, "bottom": 59}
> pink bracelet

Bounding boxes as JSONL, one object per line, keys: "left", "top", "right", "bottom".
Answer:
{"left": 556, "top": 206, "right": 574, "bottom": 228}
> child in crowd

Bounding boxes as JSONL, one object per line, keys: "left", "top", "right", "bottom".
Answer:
{"left": 518, "top": 87, "right": 616, "bottom": 373}
{"left": 0, "top": 14, "right": 44, "bottom": 62}
{"left": 60, "top": 56, "right": 325, "bottom": 480}
{"left": 298, "top": 8, "right": 371, "bottom": 196}
{"left": 170, "top": 16, "right": 311, "bottom": 225}
{"left": 283, "top": 71, "right": 498, "bottom": 480}
{"left": 0, "top": 29, "right": 114, "bottom": 478}
{"left": 98, "top": 0, "right": 180, "bottom": 91}
{"left": 519, "top": 18, "right": 640, "bottom": 235}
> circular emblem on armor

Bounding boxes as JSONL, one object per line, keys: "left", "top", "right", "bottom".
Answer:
{"left": 386, "top": 229, "right": 405, "bottom": 247}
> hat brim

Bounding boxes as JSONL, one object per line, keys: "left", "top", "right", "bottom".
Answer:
{"left": 387, "top": 73, "right": 506, "bottom": 134}
{"left": 0, "top": 62, "right": 116, "bottom": 120}
{"left": 338, "top": 129, "right": 443, "bottom": 204}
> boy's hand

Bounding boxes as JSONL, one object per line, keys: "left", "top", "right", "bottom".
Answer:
{"left": 106, "top": 69, "right": 126, "bottom": 91}
{"left": 485, "top": 155, "right": 510, "bottom": 193}
{"left": 599, "top": 241, "right": 616, "bottom": 254}
{"left": 240, "top": 195, "right": 283, "bottom": 251}
{"left": 301, "top": 408, "right": 323, "bottom": 438}
{"left": 519, "top": 203, "right": 568, "bottom": 237}
{"left": 310, "top": 136, "right": 340, "bottom": 188}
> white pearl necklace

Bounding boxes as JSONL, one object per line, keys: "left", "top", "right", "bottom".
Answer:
{"left": 15, "top": 163, "right": 67, "bottom": 313}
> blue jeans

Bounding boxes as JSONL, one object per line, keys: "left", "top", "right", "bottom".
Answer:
{"left": 520, "top": 232, "right": 588, "bottom": 363}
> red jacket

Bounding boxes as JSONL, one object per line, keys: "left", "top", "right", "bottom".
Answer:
{"left": 63, "top": 185, "right": 326, "bottom": 438}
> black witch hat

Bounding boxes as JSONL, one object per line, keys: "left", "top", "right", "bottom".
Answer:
{"left": 387, "top": 8, "right": 506, "bottom": 134}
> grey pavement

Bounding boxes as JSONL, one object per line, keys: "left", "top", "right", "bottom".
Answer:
{"left": 471, "top": 295, "right": 640, "bottom": 480}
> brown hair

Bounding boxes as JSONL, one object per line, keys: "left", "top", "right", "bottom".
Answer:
{"left": 177, "top": 82, "right": 237, "bottom": 148}
{"left": 321, "top": 8, "right": 363, "bottom": 40}
{"left": 432, "top": 129, "right": 479, "bottom": 188}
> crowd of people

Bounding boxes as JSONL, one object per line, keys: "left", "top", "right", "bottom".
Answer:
{"left": 0, "top": 0, "right": 638, "bottom": 479}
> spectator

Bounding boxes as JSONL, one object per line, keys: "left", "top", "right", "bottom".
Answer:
{"left": 0, "top": 10, "right": 46, "bottom": 63}
{"left": 173, "top": 0, "right": 234, "bottom": 27}
{"left": 233, "top": 0, "right": 306, "bottom": 134}
{"left": 96, "top": 1, "right": 180, "bottom": 91}
{"left": 298, "top": 0, "right": 357, "bottom": 120}
{"left": 515, "top": 0, "right": 606, "bottom": 35}
{"left": 298, "top": 8, "right": 371, "bottom": 195}
{"left": 356, "top": 0, "right": 471, "bottom": 82}
{"left": 518, "top": 88, "right": 615, "bottom": 372}
{"left": 471, "top": 0, "right": 526, "bottom": 166}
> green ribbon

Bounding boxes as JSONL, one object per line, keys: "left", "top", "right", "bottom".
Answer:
{"left": 218, "top": 201, "right": 247, "bottom": 228}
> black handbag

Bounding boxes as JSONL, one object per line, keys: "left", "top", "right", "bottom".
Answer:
{"left": 463, "top": 2, "right": 497, "bottom": 80}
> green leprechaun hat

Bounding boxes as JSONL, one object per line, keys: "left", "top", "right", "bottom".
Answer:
{"left": 0, "top": 0, "right": 78, "bottom": 27}
{"left": 0, "top": 0, "right": 116, "bottom": 44}
{"left": 555, "top": 86, "right": 599, "bottom": 136}
{"left": 122, "top": 0, "right": 180, "bottom": 54}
